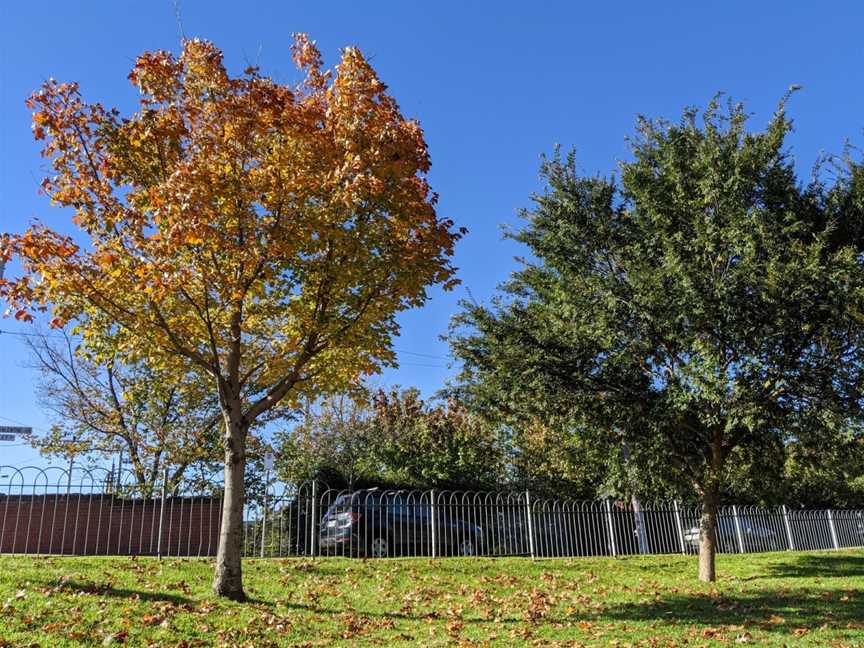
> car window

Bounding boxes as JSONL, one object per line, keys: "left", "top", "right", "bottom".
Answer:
{"left": 325, "top": 491, "right": 380, "bottom": 510}
{"left": 397, "top": 500, "right": 430, "bottom": 518}
{"left": 371, "top": 493, "right": 404, "bottom": 514}
{"left": 391, "top": 494, "right": 405, "bottom": 514}
{"left": 332, "top": 494, "right": 354, "bottom": 507}
{"left": 357, "top": 492, "right": 381, "bottom": 508}
{"left": 718, "top": 517, "right": 737, "bottom": 532}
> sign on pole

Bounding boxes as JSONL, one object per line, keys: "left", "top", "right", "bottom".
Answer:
{"left": 0, "top": 426, "right": 32, "bottom": 441}
{"left": 0, "top": 426, "right": 32, "bottom": 435}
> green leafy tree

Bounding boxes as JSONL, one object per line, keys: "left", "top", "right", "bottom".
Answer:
{"left": 782, "top": 435, "right": 864, "bottom": 508}
{"left": 274, "top": 392, "right": 376, "bottom": 489}
{"left": 369, "top": 388, "right": 506, "bottom": 490}
{"left": 274, "top": 388, "right": 507, "bottom": 491}
{"left": 449, "top": 95, "right": 864, "bottom": 581}
{"left": 498, "top": 417, "right": 615, "bottom": 499}
{"left": 723, "top": 431, "right": 864, "bottom": 508}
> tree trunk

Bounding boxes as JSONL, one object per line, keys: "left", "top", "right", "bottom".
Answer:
{"left": 620, "top": 442, "right": 649, "bottom": 554}
{"left": 698, "top": 480, "right": 720, "bottom": 582}
{"left": 212, "top": 409, "right": 247, "bottom": 600}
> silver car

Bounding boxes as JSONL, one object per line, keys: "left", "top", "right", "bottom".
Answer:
{"left": 683, "top": 517, "right": 781, "bottom": 552}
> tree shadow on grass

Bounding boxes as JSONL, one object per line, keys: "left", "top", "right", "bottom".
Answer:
{"left": 598, "top": 588, "right": 864, "bottom": 639}
{"left": 270, "top": 588, "right": 864, "bottom": 646}
{"left": 33, "top": 578, "right": 194, "bottom": 605}
{"left": 759, "top": 552, "right": 864, "bottom": 579}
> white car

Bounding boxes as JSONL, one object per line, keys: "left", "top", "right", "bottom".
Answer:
{"left": 683, "top": 517, "right": 781, "bottom": 552}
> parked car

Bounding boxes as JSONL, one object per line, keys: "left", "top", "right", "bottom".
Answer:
{"left": 318, "top": 489, "right": 484, "bottom": 558}
{"left": 683, "top": 517, "right": 781, "bottom": 552}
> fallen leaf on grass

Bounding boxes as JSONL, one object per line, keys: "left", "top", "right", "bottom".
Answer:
{"left": 102, "top": 631, "right": 127, "bottom": 646}
{"left": 446, "top": 620, "right": 464, "bottom": 637}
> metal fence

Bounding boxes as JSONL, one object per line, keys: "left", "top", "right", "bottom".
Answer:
{"left": 1, "top": 466, "right": 862, "bottom": 559}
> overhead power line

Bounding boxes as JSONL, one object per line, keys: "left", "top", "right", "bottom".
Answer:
{"left": 396, "top": 362, "right": 449, "bottom": 369}
{"left": 1, "top": 329, "right": 453, "bottom": 359}
{"left": 0, "top": 329, "right": 62, "bottom": 339}
{"left": 392, "top": 348, "right": 450, "bottom": 361}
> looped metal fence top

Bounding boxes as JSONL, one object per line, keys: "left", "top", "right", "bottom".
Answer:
{"left": 0, "top": 465, "right": 861, "bottom": 559}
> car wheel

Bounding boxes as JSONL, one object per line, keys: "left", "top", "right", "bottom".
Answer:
{"left": 369, "top": 535, "right": 389, "bottom": 558}
{"left": 458, "top": 537, "right": 477, "bottom": 556}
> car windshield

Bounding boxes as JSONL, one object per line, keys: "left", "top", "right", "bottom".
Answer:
{"left": 322, "top": 492, "right": 374, "bottom": 518}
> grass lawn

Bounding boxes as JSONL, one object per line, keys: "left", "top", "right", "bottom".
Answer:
{"left": 0, "top": 551, "right": 861, "bottom": 647}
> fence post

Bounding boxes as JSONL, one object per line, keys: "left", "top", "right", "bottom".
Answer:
{"left": 782, "top": 505, "right": 795, "bottom": 551}
{"left": 827, "top": 510, "right": 839, "bottom": 550}
{"left": 156, "top": 468, "right": 167, "bottom": 559}
{"left": 525, "top": 490, "right": 536, "bottom": 560}
{"left": 61, "top": 461, "right": 73, "bottom": 554}
{"left": 732, "top": 505, "right": 745, "bottom": 554}
{"left": 308, "top": 481, "right": 318, "bottom": 558}
{"left": 631, "top": 495, "right": 649, "bottom": 555}
{"left": 605, "top": 500, "right": 617, "bottom": 557}
{"left": 260, "top": 471, "right": 269, "bottom": 559}
{"left": 430, "top": 489, "right": 437, "bottom": 558}
{"left": 673, "top": 501, "right": 686, "bottom": 554}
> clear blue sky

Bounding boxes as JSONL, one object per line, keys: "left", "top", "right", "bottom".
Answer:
{"left": 1, "top": 1, "right": 862, "bottom": 468}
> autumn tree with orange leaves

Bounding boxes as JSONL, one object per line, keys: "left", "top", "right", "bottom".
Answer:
{"left": 1, "top": 36, "right": 462, "bottom": 600}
